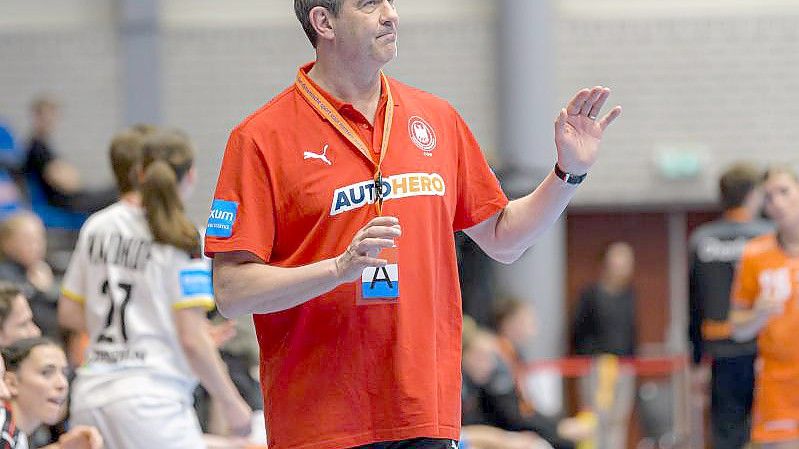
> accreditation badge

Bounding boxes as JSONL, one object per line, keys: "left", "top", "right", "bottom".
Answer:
{"left": 357, "top": 245, "right": 399, "bottom": 305}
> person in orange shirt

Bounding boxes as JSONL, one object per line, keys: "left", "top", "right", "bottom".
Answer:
{"left": 205, "top": 2, "right": 621, "bottom": 449}
{"left": 732, "top": 167, "right": 799, "bottom": 449}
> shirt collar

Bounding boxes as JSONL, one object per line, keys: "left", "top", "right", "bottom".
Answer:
{"left": 300, "top": 62, "right": 392, "bottom": 114}
{"left": 724, "top": 207, "right": 752, "bottom": 223}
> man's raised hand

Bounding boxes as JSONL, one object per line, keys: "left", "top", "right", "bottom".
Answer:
{"left": 554, "top": 86, "right": 622, "bottom": 176}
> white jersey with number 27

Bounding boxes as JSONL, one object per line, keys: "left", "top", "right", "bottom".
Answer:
{"left": 62, "top": 201, "right": 214, "bottom": 409}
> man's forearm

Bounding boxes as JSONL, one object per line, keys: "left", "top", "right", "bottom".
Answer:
{"left": 214, "top": 256, "right": 343, "bottom": 317}
{"left": 489, "top": 171, "right": 578, "bottom": 262}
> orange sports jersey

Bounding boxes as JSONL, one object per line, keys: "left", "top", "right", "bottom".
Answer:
{"left": 732, "top": 233, "right": 799, "bottom": 443}
{"left": 205, "top": 63, "right": 508, "bottom": 449}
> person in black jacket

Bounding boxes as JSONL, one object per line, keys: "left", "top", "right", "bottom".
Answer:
{"left": 462, "top": 318, "right": 590, "bottom": 449}
{"left": 22, "top": 95, "right": 116, "bottom": 216}
{"left": 571, "top": 241, "right": 637, "bottom": 449}
{"left": 572, "top": 241, "right": 637, "bottom": 358}
{"left": 0, "top": 212, "right": 60, "bottom": 342}
{"left": 688, "top": 162, "right": 772, "bottom": 449}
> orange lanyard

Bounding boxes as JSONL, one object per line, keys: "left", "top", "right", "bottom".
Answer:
{"left": 295, "top": 67, "right": 394, "bottom": 215}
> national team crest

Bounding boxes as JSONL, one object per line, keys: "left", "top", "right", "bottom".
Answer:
{"left": 408, "top": 116, "right": 436, "bottom": 153}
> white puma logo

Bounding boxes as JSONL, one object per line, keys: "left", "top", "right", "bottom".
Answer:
{"left": 303, "top": 144, "right": 332, "bottom": 165}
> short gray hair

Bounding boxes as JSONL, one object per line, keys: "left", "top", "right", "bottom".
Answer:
{"left": 294, "top": 0, "right": 343, "bottom": 48}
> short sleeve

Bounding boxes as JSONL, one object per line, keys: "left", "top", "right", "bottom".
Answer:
{"left": 450, "top": 108, "right": 509, "bottom": 231}
{"left": 170, "top": 251, "right": 215, "bottom": 311}
{"left": 204, "top": 129, "right": 277, "bottom": 262}
{"left": 732, "top": 246, "right": 759, "bottom": 310}
{"left": 61, "top": 229, "right": 89, "bottom": 303}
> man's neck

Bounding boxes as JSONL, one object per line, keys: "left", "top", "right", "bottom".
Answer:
{"left": 307, "top": 55, "right": 383, "bottom": 124}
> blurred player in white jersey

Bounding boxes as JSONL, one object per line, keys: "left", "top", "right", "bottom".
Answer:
{"left": 57, "top": 128, "right": 252, "bottom": 449}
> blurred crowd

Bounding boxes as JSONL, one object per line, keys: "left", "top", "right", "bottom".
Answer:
{"left": 0, "top": 97, "right": 264, "bottom": 449}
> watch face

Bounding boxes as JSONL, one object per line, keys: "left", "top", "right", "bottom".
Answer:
{"left": 568, "top": 173, "right": 585, "bottom": 184}
{"left": 555, "top": 164, "right": 585, "bottom": 184}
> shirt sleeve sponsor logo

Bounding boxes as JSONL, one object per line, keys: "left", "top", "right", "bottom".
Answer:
{"left": 330, "top": 172, "right": 446, "bottom": 216}
{"left": 180, "top": 268, "right": 214, "bottom": 297}
{"left": 206, "top": 199, "right": 238, "bottom": 238}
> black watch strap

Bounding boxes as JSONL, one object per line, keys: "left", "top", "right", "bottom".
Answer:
{"left": 554, "top": 163, "right": 587, "bottom": 185}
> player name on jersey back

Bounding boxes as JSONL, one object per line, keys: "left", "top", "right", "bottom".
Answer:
{"left": 87, "top": 233, "right": 152, "bottom": 270}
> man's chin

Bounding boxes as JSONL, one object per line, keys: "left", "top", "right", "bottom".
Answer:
{"left": 378, "top": 46, "right": 398, "bottom": 64}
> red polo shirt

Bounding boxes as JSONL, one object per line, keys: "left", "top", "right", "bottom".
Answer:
{"left": 206, "top": 63, "right": 508, "bottom": 449}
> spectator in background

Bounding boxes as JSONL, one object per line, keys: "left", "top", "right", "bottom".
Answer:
{"left": 688, "top": 162, "right": 771, "bottom": 449}
{"left": 571, "top": 241, "right": 637, "bottom": 449}
{"left": 21, "top": 95, "right": 116, "bottom": 228}
{"left": 572, "top": 241, "right": 637, "bottom": 357}
{"left": 492, "top": 297, "right": 542, "bottom": 417}
{"left": 2, "top": 337, "right": 103, "bottom": 449}
{"left": 493, "top": 300, "right": 595, "bottom": 447}
{"left": 462, "top": 316, "right": 590, "bottom": 449}
{"left": 0, "top": 282, "right": 41, "bottom": 348}
{"left": 0, "top": 353, "right": 9, "bottom": 400}
{"left": 0, "top": 212, "right": 61, "bottom": 342}
{"left": 493, "top": 297, "right": 537, "bottom": 368}
{"left": 731, "top": 166, "right": 799, "bottom": 449}
{"left": 0, "top": 281, "right": 67, "bottom": 447}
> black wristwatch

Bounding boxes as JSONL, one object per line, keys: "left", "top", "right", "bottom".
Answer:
{"left": 554, "top": 163, "right": 587, "bottom": 185}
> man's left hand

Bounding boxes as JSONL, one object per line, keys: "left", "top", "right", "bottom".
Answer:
{"left": 554, "top": 86, "right": 622, "bottom": 176}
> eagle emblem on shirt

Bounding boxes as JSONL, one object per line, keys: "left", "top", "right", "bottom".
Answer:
{"left": 408, "top": 116, "right": 436, "bottom": 154}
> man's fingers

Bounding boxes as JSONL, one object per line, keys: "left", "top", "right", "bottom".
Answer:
{"left": 359, "top": 257, "right": 388, "bottom": 268}
{"left": 357, "top": 238, "right": 396, "bottom": 253}
{"left": 588, "top": 88, "right": 610, "bottom": 119}
{"left": 566, "top": 89, "right": 591, "bottom": 115}
{"left": 580, "top": 86, "right": 603, "bottom": 116}
{"left": 554, "top": 108, "right": 567, "bottom": 133}
{"left": 365, "top": 216, "right": 400, "bottom": 227}
{"left": 598, "top": 106, "right": 622, "bottom": 131}
{"left": 360, "top": 225, "right": 401, "bottom": 240}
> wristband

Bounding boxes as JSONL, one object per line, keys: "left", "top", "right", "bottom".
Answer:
{"left": 554, "top": 163, "right": 587, "bottom": 185}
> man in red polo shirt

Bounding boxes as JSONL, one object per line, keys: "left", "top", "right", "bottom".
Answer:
{"left": 205, "top": 1, "right": 622, "bottom": 449}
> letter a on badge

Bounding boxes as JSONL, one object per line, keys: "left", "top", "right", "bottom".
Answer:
{"left": 357, "top": 246, "right": 399, "bottom": 304}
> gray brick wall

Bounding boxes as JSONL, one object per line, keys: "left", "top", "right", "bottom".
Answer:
{"left": 0, "top": 27, "right": 121, "bottom": 188}
{"left": 557, "top": 2, "right": 799, "bottom": 206}
{"left": 5, "top": 1, "right": 799, "bottom": 218}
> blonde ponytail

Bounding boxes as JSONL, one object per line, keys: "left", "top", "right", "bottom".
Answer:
{"left": 139, "top": 130, "right": 199, "bottom": 253}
